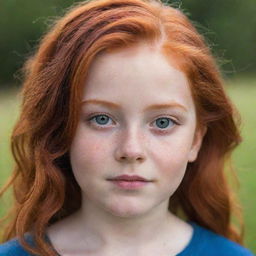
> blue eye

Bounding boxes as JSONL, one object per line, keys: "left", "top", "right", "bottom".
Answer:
{"left": 89, "top": 114, "right": 112, "bottom": 126}
{"left": 154, "top": 117, "right": 176, "bottom": 129}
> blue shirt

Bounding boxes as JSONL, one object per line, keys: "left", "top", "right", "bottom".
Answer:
{"left": 0, "top": 221, "right": 254, "bottom": 255}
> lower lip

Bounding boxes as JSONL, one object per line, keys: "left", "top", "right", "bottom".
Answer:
{"left": 109, "top": 180, "right": 150, "bottom": 189}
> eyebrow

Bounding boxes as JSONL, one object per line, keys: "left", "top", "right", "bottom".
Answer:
{"left": 82, "top": 99, "right": 188, "bottom": 112}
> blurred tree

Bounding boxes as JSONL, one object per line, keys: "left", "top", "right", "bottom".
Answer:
{"left": 0, "top": 0, "right": 79, "bottom": 88}
{"left": 0, "top": 0, "right": 255, "bottom": 88}
{"left": 179, "top": 0, "right": 256, "bottom": 78}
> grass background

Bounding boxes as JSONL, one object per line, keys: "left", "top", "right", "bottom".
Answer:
{"left": 0, "top": 77, "right": 255, "bottom": 253}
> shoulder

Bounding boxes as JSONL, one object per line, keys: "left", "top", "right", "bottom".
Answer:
{"left": 180, "top": 222, "right": 255, "bottom": 256}
{"left": 201, "top": 228, "right": 254, "bottom": 256}
{"left": 0, "top": 233, "right": 34, "bottom": 256}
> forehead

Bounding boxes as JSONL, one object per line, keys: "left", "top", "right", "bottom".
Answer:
{"left": 82, "top": 44, "right": 195, "bottom": 112}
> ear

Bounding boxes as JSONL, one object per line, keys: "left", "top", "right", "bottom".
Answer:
{"left": 188, "top": 125, "right": 207, "bottom": 163}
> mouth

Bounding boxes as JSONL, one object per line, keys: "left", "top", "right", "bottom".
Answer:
{"left": 107, "top": 174, "right": 153, "bottom": 189}
{"left": 108, "top": 180, "right": 150, "bottom": 189}
{"left": 107, "top": 174, "right": 151, "bottom": 182}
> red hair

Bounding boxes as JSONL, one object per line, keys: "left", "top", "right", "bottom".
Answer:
{"left": 0, "top": 0, "right": 244, "bottom": 255}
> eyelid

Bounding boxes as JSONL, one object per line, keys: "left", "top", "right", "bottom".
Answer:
{"left": 87, "top": 112, "right": 112, "bottom": 119}
{"left": 152, "top": 114, "right": 180, "bottom": 125}
{"left": 86, "top": 112, "right": 180, "bottom": 123}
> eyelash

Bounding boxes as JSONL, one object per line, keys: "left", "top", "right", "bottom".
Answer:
{"left": 86, "top": 113, "right": 180, "bottom": 134}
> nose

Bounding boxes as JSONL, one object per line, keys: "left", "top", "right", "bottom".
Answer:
{"left": 114, "top": 127, "right": 146, "bottom": 163}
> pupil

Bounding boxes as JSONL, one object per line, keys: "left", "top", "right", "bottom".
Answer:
{"left": 97, "top": 115, "right": 108, "bottom": 124}
{"left": 156, "top": 118, "right": 169, "bottom": 128}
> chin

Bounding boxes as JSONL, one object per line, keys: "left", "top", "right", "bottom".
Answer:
{"left": 104, "top": 200, "right": 152, "bottom": 218}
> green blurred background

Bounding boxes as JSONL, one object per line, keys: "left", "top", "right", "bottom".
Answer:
{"left": 0, "top": 0, "right": 255, "bottom": 253}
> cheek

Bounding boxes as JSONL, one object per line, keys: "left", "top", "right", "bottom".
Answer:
{"left": 152, "top": 144, "right": 189, "bottom": 196}
{"left": 151, "top": 133, "right": 193, "bottom": 179}
{"left": 69, "top": 128, "right": 110, "bottom": 179}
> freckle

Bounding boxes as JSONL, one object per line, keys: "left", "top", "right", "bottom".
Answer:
{"left": 92, "top": 145, "right": 100, "bottom": 152}
{"left": 91, "top": 142, "right": 105, "bottom": 153}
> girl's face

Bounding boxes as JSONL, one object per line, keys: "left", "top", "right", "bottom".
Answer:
{"left": 70, "top": 44, "right": 205, "bottom": 218}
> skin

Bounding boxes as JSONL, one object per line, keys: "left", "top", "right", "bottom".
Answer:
{"left": 47, "top": 43, "right": 207, "bottom": 256}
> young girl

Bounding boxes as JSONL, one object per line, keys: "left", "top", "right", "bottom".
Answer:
{"left": 0, "top": 0, "right": 254, "bottom": 255}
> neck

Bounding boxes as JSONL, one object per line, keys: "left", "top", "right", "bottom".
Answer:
{"left": 69, "top": 195, "right": 181, "bottom": 251}
{"left": 47, "top": 194, "right": 193, "bottom": 256}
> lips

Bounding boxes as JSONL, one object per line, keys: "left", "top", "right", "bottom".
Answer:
{"left": 108, "top": 174, "right": 150, "bottom": 182}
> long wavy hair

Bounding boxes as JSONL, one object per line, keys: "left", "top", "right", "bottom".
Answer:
{"left": 0, "top": 0, "right": 244, "bottom": 255}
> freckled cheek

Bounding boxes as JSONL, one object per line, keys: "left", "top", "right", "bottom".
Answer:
{"left": 70, "top": 132, "right": 111, "bottom": 175}
{"left": 151, "top": 139, "right": 191, "bottom": 177}
{"left": 151, "top": 144, "right": 189, "bottom": 195}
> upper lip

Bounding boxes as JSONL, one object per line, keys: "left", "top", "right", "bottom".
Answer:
{"left": 108, "top": 175, "right": 150, "bottom": 182}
